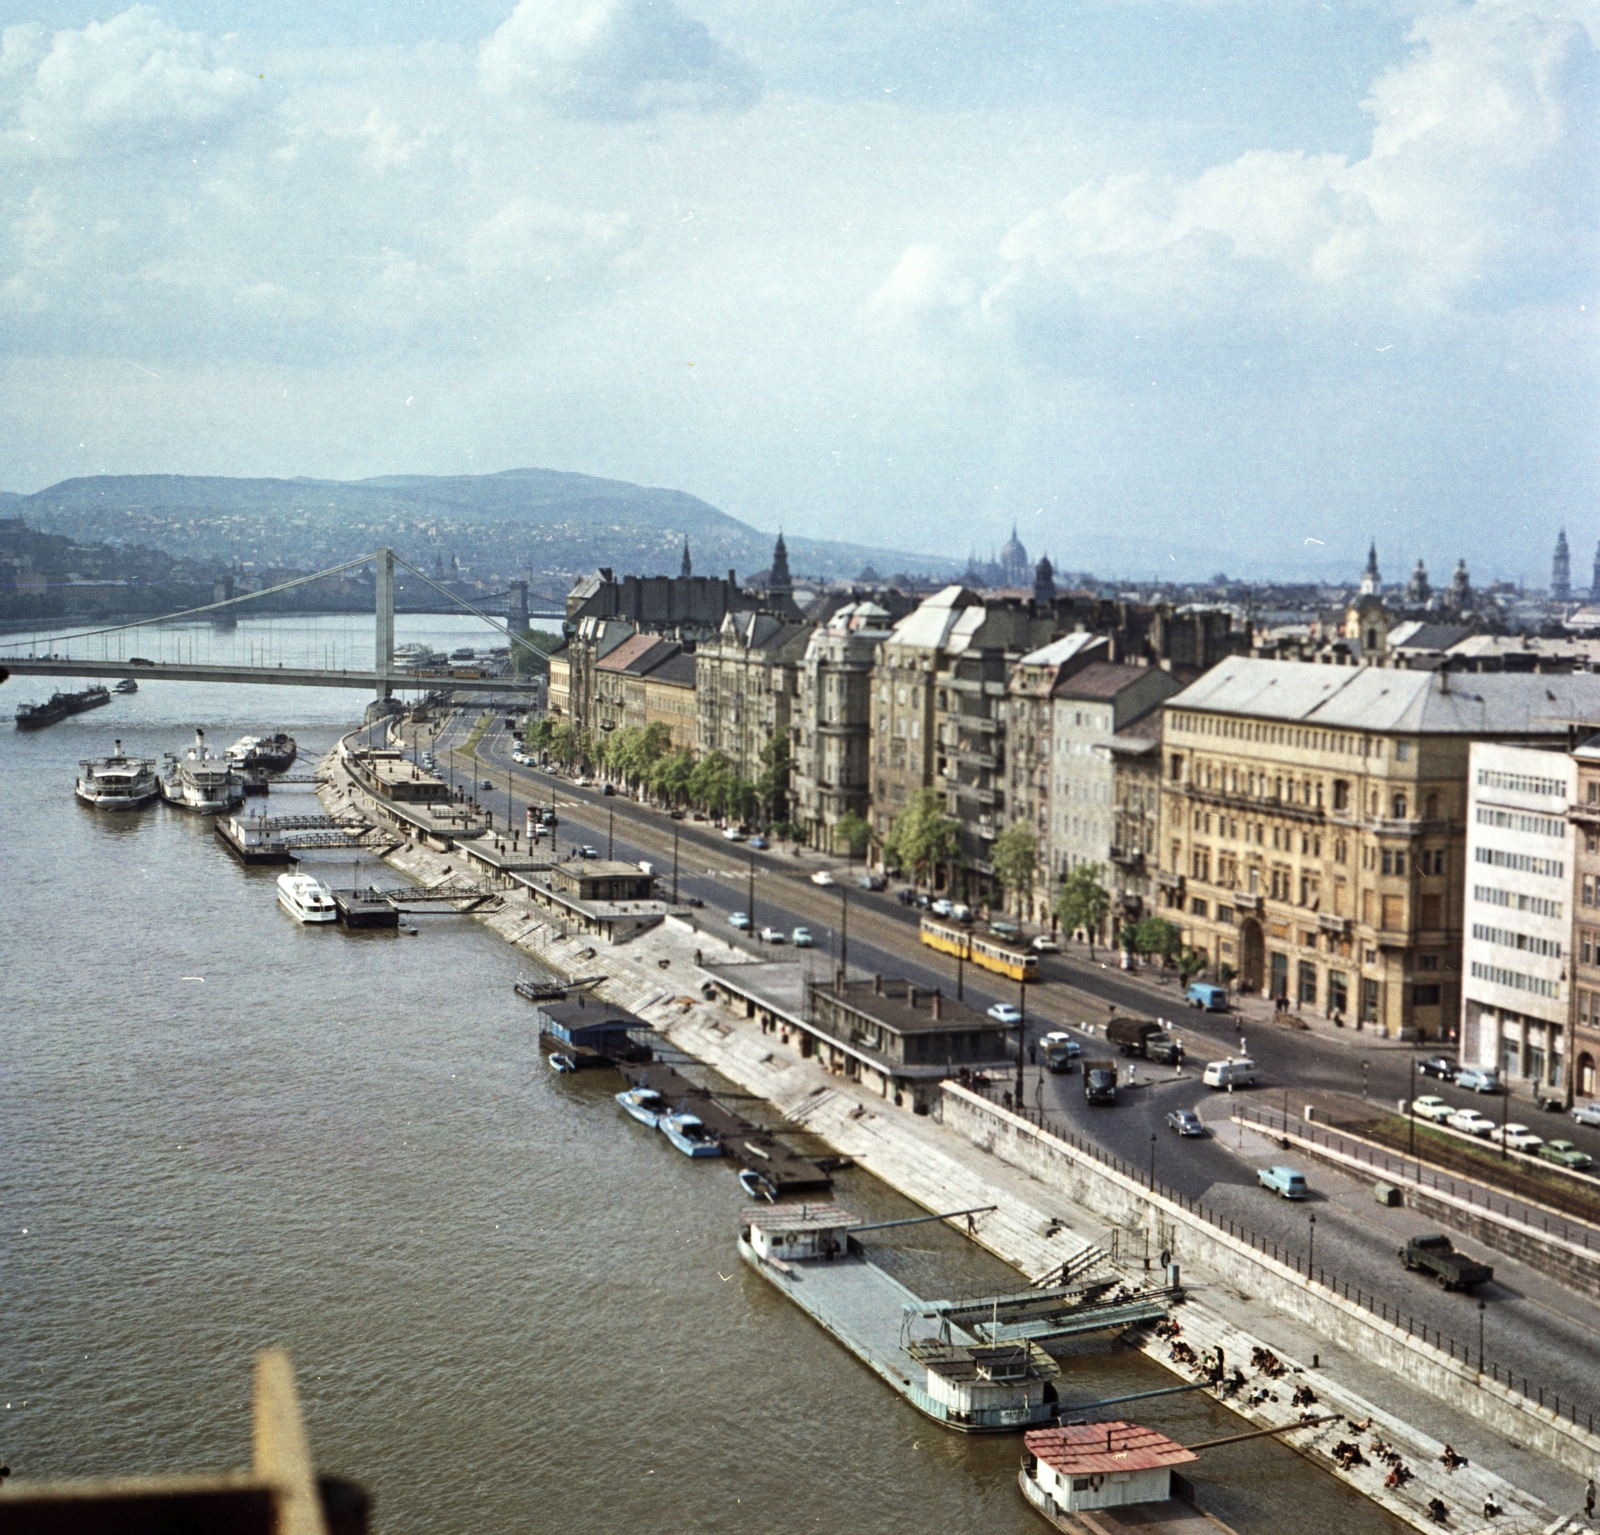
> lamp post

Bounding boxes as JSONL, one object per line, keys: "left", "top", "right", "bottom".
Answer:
{"left": 672, "top": 826, "right": 679, "bottom": 904}
{"left": 1307, "top": 1211, "right": 1316, "bottom": 1276}
{"left": 1149, "top": 1132, "right": 1157, "bottom": 1192}
{"left": 748, "top": 852, "right": 756, "bottom": 936}
{"left": 1409, "top": 1056, "right": 1417, "bottom": 1158}
{"left": 1477, "top": 1298, "right": 1486, "bottom": 1373}
{"left": 1016, "top": 980, "right": 1028, "bottom": 1103}
{"left": 956, "top": 946, "right": 965, "bottom": 1001}
{"left": 1500, "top": 1070, "right": 1511, "bottom": 1160}
{"left": 608, "top": 807, "right": 614, "bottom": 861}
{"left": 840, "top": 886, "right": 849, "bottom": 976}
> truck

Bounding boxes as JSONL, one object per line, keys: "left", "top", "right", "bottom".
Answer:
{"left": 1084, "top": 1059, "right": 1118, "bottom": 1105}
{"left": 1399, "top": 1234, "right": 1494, "bottom": 1291}
{"left": 1041, "top": 1032, "right": 1080, "bottom": 1073}
{"left": 1106, "top": 1018, "right": 1184, "bottom": 1065}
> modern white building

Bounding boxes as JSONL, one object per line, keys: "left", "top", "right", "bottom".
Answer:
{"left": 1460, "top": 741, "right": 1574, "bottom": 1090}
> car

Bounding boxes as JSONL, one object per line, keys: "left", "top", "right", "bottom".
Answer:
{"left": 1538, "top": 1140, "right": 1596, "bottom": 1172}
{"left": 580, "top": 845, "right": 599, "bottom": 859}
{"left": 128, "top": 656, "right": 153, "bottom": 666}
{"left": 1497, "top": 1123, "right": 1544, "bottom": 1153}
{"left": 811, "top": 870, "right": 836, "bottom": 886}
{"left": 1411, "top": 1095, "right": 1453, "bottom": 1122}
{"left": 722, "top": 827, "right": 746, "bottom": 841}
{"left": 1446, "top": 1108, "right": 1497, "bottom": 1138}
{"left": 1186, "top": 983, "right": 1230, "bottom": 1012}
{"left": 1201, "top": 1058, "right": 1258, "bottom": 1090}
{"left": 540, "top": 809, "right": 557, "bottom": 825}
{"left": 987, "top": 1003, "right": 1023, "bottom": 1025}
{"left": 896, "top": 886, "right": 916, "bottom": 905}
{"left": 728, "top": 911, "right": 751, "bottom": 930}
{"left": 950, "top": 903, "right": 972, "bottom": 923}
{"left": 1041, "top": 1032, "right": 1081, "bottom": 1071}
{"left": 1031, "top": 934, "right": 1062, "bottom": 953}
{"left": 1573, "top": 1103, "right": 1600, "bottom": 1128}
{"left": 669, "top": 808, "right": 686, "bottom": 820}
{"left": 748, "top": 835, "right": 770, "bottom": 850}
{"left": 1166, "top": 1109, "right": 1206, "bottom": 1137}
{"left": 481, "top": 778, "right": 494, "bottom": 790}
{"left": 1455, "top": 1068, "right": 1503, "bottom": 1094}
{"left": 791, "top": 927, "right": 814, "bottom": 948}
{"left": 856, "top": 872, "right": 887, "bottom": 890}
{"left": 1417, "top": 1056, "right": 1457, "bottom": 1081}
{"left": 1257, "top": 1166, "right": 1309, "bottom": 1199}
{"left": 681, "top": 896, "right": 705, "bottom": 908}
{"left": 988, "top": 918, "right": 1023, "bottom": 941}
{"left": 914, "top": 892, "right": 932, "bottom": 910}
{"left": 600, "top": 782, "right": 615, "bottom": 795}
{"left": 758, "top": 926, "right": 785, "bottom": 944}
{"left": 931, "top": 898, "right": 954, "bottom": 917}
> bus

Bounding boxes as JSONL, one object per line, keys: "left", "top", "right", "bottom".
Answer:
{"left": 919, "top": 915, "right": 1038, "bottom": 982}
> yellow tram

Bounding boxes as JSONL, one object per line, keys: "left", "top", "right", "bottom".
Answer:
{"left": 919, "top": 915, "right": 1038, "bottom": 982}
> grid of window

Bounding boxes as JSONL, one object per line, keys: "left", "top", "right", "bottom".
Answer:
{"left": 1472, "top": 885, "right": 1563, "bottom": 918}
{"left": 1474, "top": 847, "right": 1565, "bottom": 878}
{"left": 1470, "top": 923, "right": 1562, "bottom": 958}
{"left": 1469, "top": 961, "right": 1559, "bottom": 998}
{"left": 1474, "top": 807, "right": 1566, "bottom": 838}
{"left": 1476, "top": 767, "right": 1566, "bottom": 798}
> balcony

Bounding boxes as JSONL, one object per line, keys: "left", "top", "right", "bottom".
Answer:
{"left": 1156, "top": 870, "right": 1186, "bottom": 893}
{"left": 1317, "top": 912, "right": 1353, "bottom": 937}
{"left": 955, "top": 747, "right": 996, "bottom": 770}
{"left": 1109, "top": 846, "right": 1146, "bottom": 869}
{"left": 1234, "top": 892, "right": 1264, "bottom": 915}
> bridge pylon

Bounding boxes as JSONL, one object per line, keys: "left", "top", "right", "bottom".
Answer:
{"left": 375, "top": 548, "right": 394, "bottom": 701}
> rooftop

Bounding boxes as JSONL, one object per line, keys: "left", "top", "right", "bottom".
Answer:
{"left": 818, "top": 975, "right": 995, "bottom": 1037}
{"left": 1052, "top": 660, "right": 1156, "bottom": 701}
{"left": 1024, "top": 1419, "right": 1197, "bottom": 1475}
{"left": 744, "top": 1203, "right": 862, "bottom": 1233}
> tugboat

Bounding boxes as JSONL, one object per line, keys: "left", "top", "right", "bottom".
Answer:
{"left": 159, "top": 729, "right": 244, "bottom": 813}
{"left": 16, "top": 684, "right": 111, "bottom": 730}
{"left": 75, "top": 740, "right": 160, "bottom": 809}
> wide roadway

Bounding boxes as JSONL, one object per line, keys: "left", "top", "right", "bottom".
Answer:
{"left": 422, "top": 711, "right": 1600, "bottom": 1427}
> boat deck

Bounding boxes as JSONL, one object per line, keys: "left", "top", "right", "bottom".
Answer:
{"left": 616, "top": 1060, "right": 832, "bottom": 1192}
{"left": 331, "top": 888, "right": 400, "bottom": 928}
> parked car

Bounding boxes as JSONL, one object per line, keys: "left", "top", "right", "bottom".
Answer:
{"left": 1497, "top": 1123, "right": 1544, "bottom": 1153}
{"left": 1399, "top": 1234, "right": 1493, "bottom": 1291}
{"left": 1186, "top": 983, "right": 1230, "bottom": 1012}
{"left": 749, "top": 836, "right": 770, "bottom": 850}
{"left": 1417, "top": 1056, "right": 1457, "bottom": 1081}
{"left": 811, "top": 870, "right": 836, "bottom": 886}
{"left": 758, "top": 926, "right": 785, "bottom": 944}
{"left": 989, "top": 918, "right": 1023, "bottom": 941}
{"left": 791, "top": 927, "right": 814, "bottom": 948}
{"left": 540, "top": 809, "right": 557, "bottom": 825}
{"left": 681, "top": 896, "right": 704, "bottom": 908}
{"left": 1539, "top": 1140, "right": 1596, "bottom": 1172}
{"left": 950, "top": 903, "right": 972, "bottom": 923}
{"left": 1446, "top": 1108, "right": 1497, "bottom": 1138}
{"left": 600, "top": 782, "right": 615, "bottom": 796}
{"left": 856, "top": 872, "right": 887, "bottom": 891}
{"left": 728, "top": 911, "right": 751, "bottom": 930}
{"left": 1201, "top": 1058, "right": 1258, "bottom": 1090}
{"left": 1166, "top": 1109, "right": 1206, "bottom": 1137}
{"left": 987, "top": 1003, "right": 1023, "bottom": 1025}
{"left": 480, "top": 778, "right": 494, "bottom": 790}
{"left": 1410, "top": 1095, "right": 1454, "bottom": 1123}
{"left": 1257, "top": 1166, "right": 1309, "bottom": 1199}
{"left": 1031, "top": 934, "right": 1062, "bottom": 953}
{"left": 1572, "top": 1102, "right": 1600, "bottom": 1128}
{"left": 580, "top": 845, "right": 600, "bottom": 859}
{"left": 1455, "top": 1068, "right": 1502, "bottom": 1094}
{"left": 931, "top": 898, "right": 954, "bottom": 917}
{"left": 722, "top": 827, "right": 746, "bottom": 841}
{"left": 669, "top": 808, "right": 686, "bottom": 820}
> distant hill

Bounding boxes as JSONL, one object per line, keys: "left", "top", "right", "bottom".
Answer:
{"left": 9, "top": 469, "right": 957, "bottom": 584}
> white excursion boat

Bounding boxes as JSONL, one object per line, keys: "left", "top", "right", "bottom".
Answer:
{"left": 276, "top": 872, "right": 337, "bottom": 924}
{"left": 75, "top": 741, "right": 160, "bottom": 810}
{"left": 616, "top": 1086, "right": 670, "bottom": 1127}
{"left": 159, "top": 729, "right": 244, "bottom": 814}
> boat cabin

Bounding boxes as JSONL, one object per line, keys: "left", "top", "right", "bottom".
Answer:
{"left": 740, "top": 1204, "right": 862, "bottom": 1263}
{"left": 1022, "top": 1420, "right": 1197, "bottom": 1518}
{"left": 911, "top": 1342, "right": 1058, "bottom": 1429}
{"left": 535, "top": 996, "right": 653, "bottom": 1062}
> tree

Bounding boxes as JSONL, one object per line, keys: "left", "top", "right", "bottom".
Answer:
{"left": 688, "top": 750, "right": 734, "bottom": 816}
{"left": 1134, "top": 915, "right": 1184, "bottom": 966}
{"left": 882, "top": 788, "right": 960, "bottom": 888}
{"left": 1055, "top": 863, "right": 1111, "bottom": 959}
{"left": 991, "top": 824, "right": 1038, "bottom": 918}
{"left": 649, "top": 747, "right": 694, "bottom": 805}
{"left": 756, "top": 734, "right": 792, "bottom": 827}
{"left": 1117, "top": 920, "right": 1141, "bottom": 956}
{"left": 835, "top": 810, "right": 872, "bottom": 860}
{"left": 1176, "top": 948, "right": 1208, "bottom": 984}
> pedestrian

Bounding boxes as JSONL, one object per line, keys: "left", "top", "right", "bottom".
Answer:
{"left": 1586, "top": 1478, "right": 1595, "bottom": 1519}
{"left": 1029, "top": 1044, "right": 1036, "bottom": 1066}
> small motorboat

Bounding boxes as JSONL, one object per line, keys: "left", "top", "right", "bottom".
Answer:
{"left": 114, "top": 678, "right": 138, "bottom": 694}
{"left": 659, "top": 1111, "right": 722, "bottom": 1158}
{"left": 738, "top": 1168, "right": 776, "bottom": 1201}
{"left": 549, "top": 1053, "right": 579, "bottom": 1074}
{"left": 616, "top": 1086, "right": 669, "bottom": 1127}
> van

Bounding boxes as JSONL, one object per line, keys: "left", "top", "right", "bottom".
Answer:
{"left": 1202, "top": 1057, "right": 1259, "bottom": 1090}
{"left": 1186, "top": 983, "right": 1230, "bottom": 1012}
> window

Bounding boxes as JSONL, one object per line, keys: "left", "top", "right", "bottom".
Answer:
{"left": 1298, "top": 960, "right": 1319, "bottom": 1005}
{"left": 1381, "top": 894, "right": 1405, "bottom": 929}
{"left": 1396, "top": 741, "right": 1411, "bottom": 761}
{"left": 1171, "top": 754, "right": 1183, "bottom": 781}
{"left": 1328, "top": 971, "right": 1348, "bottom": 1016}
{"left": 1333, "top": 779, "right": 1350, "bottom": 811}
{"left": 1418, "top": 953, "right": 1439, "bottom": 971}
{"left": 1362, "top": 978, "right": 1380, "bottom": 1023}
{"left": 1420, "top": 893, "right": 1441, "bottom": 928}
{"left": 1381, "top": 849, "right": 1407, "bottom": 876}
{"left": 1270, "top": 952, "right": 1289, "bottom": 999}
{"left": 1413, "top": 984, "right": 1442, "bottom": 1007}
{"left": 1392, "top": 793, "right": 1407, "bottom": 819}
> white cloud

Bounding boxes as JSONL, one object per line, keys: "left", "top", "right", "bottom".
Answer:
{"left": 479, "top": 0, "right": 759, "bottom": 119}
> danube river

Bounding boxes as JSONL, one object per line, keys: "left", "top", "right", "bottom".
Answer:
{"left": 1, "top": 614, "right": 1405, "bottom": 1533}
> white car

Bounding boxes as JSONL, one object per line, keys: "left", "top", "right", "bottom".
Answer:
{"left": 758, "top": 926, "right": 785, "bottom": 944}
{"left": 810, "top": 870, "right": 836, "bottom": 886}
{"left": 1447, "top": 1108, "right": 1497, "bottom": 1138}
{"left": 722, "top": 827, "right": 746, "bottom": 841}
{"left": 1573, "top": 1102, "right": 1600, "bottom": 1129}
{"left": 987, "top": 1003, "right": 1023, "bottom": 1025}
{"left": 1411, "top": 1096, "right": 1453, "bottom": 1123}
{"left": 1498, "top": 1123, "right": 1544, "bottom": 1152}
{"left": 1042, "top": 1031, "right": 1081, "bottom": 1058}
{"left": 1031, "top": 934, "right": 1062, "bottom": 953}
{"left": 931, "top": 898, "right": 954, "bottom": 917}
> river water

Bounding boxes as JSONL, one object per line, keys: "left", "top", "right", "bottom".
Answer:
{"left": 1, "top": 615, "right": 1407, "bottom": 1533}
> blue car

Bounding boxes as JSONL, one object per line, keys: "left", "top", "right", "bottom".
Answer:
{"left": 1186, "top": 982, "right": 1230, "bottom": 1012}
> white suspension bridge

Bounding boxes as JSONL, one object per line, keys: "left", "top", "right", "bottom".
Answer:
{"left": 0, "top": 549, "right": 549, "bottom": 704}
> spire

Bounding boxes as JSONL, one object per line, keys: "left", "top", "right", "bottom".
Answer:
{"left": 1359, "top": 540, "right": 1380, "bottom": 597}
{"left": 1553, "top": 527, "right": 1572, "bottom": 601}
{"left": 680, "top": 538, "right": 692, "bottom": 579}
{"left": 769, "top": 530, "right": 792, "bottom": 598}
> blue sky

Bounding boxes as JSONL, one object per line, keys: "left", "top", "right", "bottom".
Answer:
{"left": 0, "top": 1, "right": 1593, "bottom": 582}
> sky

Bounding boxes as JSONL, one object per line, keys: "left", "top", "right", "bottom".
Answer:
{"left": 0, "top": 0, "right": 1594, "bottom": 582}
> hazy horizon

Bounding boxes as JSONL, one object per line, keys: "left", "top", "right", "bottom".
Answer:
{"left": 0, "top": 1, "right": 1593, "bottom": 585}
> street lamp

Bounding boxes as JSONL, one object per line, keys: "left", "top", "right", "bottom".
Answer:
{"left": 840, "top": 887, "right": 849, "bottom": 976}
{"left": 1500, "top": 1071, "right": 1511, "bottom": 1160}
{"left": 1307, "top": 1211, "right": 1316, "bottom": 1276}
{"left": 1477, "top": 1298, "right": 1486, "bottom": 1373}
{"left": 608, "top": 807, "right": 614, "bottom": 861}
{"left": 1149, "top": 1133, "right": 1158, "bottom": 1192}
{"left": 672, "top": 826, "right": 679, "bottom": 905}
{"left": 748, "top": 852, "right": 756, "bottom": 935}
{"left": 1016, "top": 980, "right": 1028, "bottom": 1103}
{"left": 1409, "top": 1056, "right": 1417, "bottom": 1158}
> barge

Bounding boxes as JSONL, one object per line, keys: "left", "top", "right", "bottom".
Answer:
{"left": 17, "top": 684, "right": 111, "bottom": 730}
{"left": 215, "top": 809, "right": 293, "bottom": 864}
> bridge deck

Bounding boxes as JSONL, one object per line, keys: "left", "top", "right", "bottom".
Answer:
{"left": 0, "top": 659, "right": 543, "bottom": 693}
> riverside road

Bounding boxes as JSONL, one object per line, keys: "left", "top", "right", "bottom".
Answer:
{"left": 421, "top": 710, "right": 1600, "bottom": 1431}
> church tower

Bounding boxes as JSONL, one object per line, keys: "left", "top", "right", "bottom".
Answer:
{"left": 1033, "top": 555, "right": 1056, "bottom": 605}
{"left": 1591, "top": 542, "right": 1600, "bottom": 602}
{"left": 680, "top": 538, "right": 692, "bottom": 579}
{"left": 1552, "top": 529, "right": 1572, "bottom": 601}
{"left": 1359, "top": 541, "right": 1380, "bottom": 596}
{"left": 769, "top": 531, "right": 793, "bottom": 602}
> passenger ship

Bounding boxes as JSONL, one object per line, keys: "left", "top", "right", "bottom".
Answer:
{"left": 159, "top": 729, "right": 245, "bottom": 814}
{"left": 75, "top": 740, "right": 160, "bottom": 810}
{"left": 276, "top": 873, "right": 337, "bottom": 924}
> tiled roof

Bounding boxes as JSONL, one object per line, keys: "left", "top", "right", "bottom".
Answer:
{"left": 1025, "top": 1420, "right": 1197, "bottom": 1475}
{"left": 1052, "top": 661, "right": 1155, "bottom": 700}
{"left": 596, "top": 633, "right": 669, "bottom": 673}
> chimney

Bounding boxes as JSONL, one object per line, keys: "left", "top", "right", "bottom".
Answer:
{"left": 873, "top": 973, "right": 883, "bottom": 995}
{"left": 908, "top": 986, "right": 919, "bottom": 1010}
{"left": 932, "top": 990, "right": 942, "bottom": 1020}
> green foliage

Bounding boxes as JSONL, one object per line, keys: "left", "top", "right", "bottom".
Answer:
{"left": 1176, "top": 949, "right": 1208, "bottom": 982}
{"left": 835, "top": 810, "right": 872, "bottom": 859}
{"left": 1117, "top": 920, "right": 1141, "bottom": 953}
{"left": 991, "top": 824, "right": 1038, "bottom": 913}
{"left": 688, "top": 750, "right": 735, "bottom": 815}
{"left": 1133, "top": 915, "right": 1184, "bottom": 963}
{"left": 603, "top": 722, "right": 674, "bottom": 786}
{"left": 510, "top": 629, "right": 564, "bottom": 678}
{"left": 1054, "top": 863, "right": 1111, "bottom": 955}
{"left": 756, "top": 733, "right": 792, "bottom": 825}
{"left": 882, "top": 788, "right": 960, "bottom": 885}
{"left": 649, "top": 747, "right": 695, "bottom": 804}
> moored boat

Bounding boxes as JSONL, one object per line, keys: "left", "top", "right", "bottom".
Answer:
{"left": 550, "top": 1053, "right": 579, "bottom": 1074}
{"left": 216, "top": 809, "right": 292, "bottom": 864}
{"left": 114, "top": 678, "right": 138, "bottom": 694}
{"left": 75, "top": 740, "right": 159, "bottom": 810}
{"left": 659, "top": 1111, "right": 722, "bottom": 1157}
{"left": 276, "top": 872, "right": 337, "bottom": 924}
{"left": 738, "top": 1168, "right": 776, "bottom": 1200}
{"left": 159, "top": 729, "right": 244, "bottom": 813}
{"left": 616, "top": 1086, "right": 670, "bottom": 1126}
{"left": 227, "top": 732, "right": 298, "bottom": 774}
{"left": 16, "top": 684, "right": 112, "bottom": 731}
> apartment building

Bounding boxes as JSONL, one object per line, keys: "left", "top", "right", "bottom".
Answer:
{"left": 642, "top": 651, "right": 697, "bottom": 751}
{"left": 1565, "top": 737, "right": 1600, "bottom": 1102}
{"left": 1160, "top": 660, "right": 1600, "bottom": 1041}
{"left": 1460, "top": 742, "right": 1573, "bottom": 1093}
{"left": 593, "top": 633, "right": 680, "bottom": 735}
{"left": 694, "top": 611, "right": 812, "bottom": 782}
{"left": 792, "top": 601, "right": 893, "bottom": 852}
